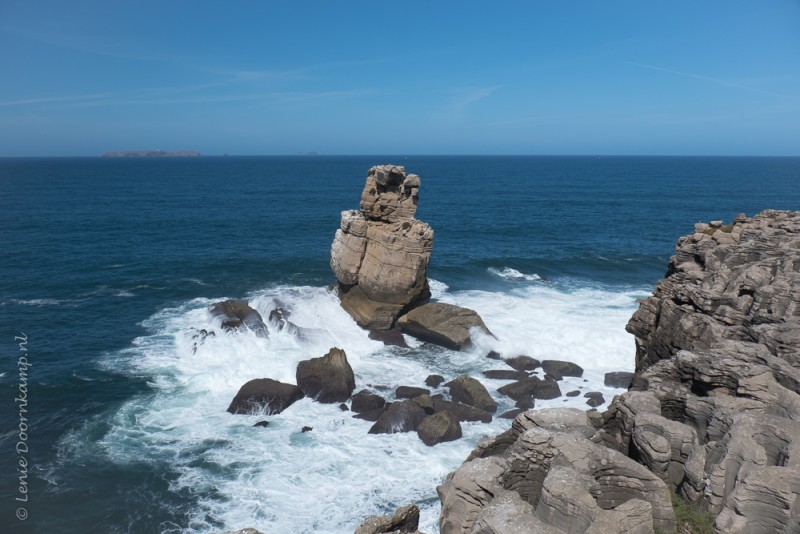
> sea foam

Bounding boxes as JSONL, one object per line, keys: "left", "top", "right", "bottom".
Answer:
{"left": 82, "top": 280, "right": 646, "bottom": 533}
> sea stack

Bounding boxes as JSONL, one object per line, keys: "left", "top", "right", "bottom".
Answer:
{"left": 331, "top": 165, "right": 434, "bottom": 330}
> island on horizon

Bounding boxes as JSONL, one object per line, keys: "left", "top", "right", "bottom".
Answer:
{"left": 102, "top": 150, "right": 201, "bottom": 158}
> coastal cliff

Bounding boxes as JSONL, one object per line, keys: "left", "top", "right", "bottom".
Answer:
{"left": 411, "top": 210, "right": 800, "bottom": 534}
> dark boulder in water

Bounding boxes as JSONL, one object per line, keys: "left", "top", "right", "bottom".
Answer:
{"left": 367, "top": 326, "right": 409, "bottom": 347}
{"left": 504, "top": 355, "right": 540, "bottom": 371}
{"left": 432, "top": 397, "right": 493, "bottom": 423}
{"left": 398, "top": 302, "right": 492, "bottom": 350}
{"left": 351, "top": 389, "right": 386, "bottom": 413}
{"left": 604, "top": 371, "right": 634, "bottom": 389}
{"left": 227, "top": 378, "right": 303, "bottom": 415}
{"left": 483, "top": 369, "right": 529, "bottom": 381}
{"left": 425, "top": 374, "right": 445, "bottom": 388}
{"left": 417, "top": 411, "right": 462, "bottom": 446}
{"left": 541, "top": 359, "right": 584, "bottom": 378}
{"left": 498, "top": 376, "right": 562, "bottom": 401}
{"left": 445, "top": 375, "right": 497, "bottom": 413}
{"left": 395, "top": 385, "right": 430, "bottom": 399}
{"left": 368, "top": 400, "right": 427, "bottom": 434}
{"left": 209, "top": 299, "right": 268, "bottom": 337}
{"left": 296, "top": 347, "right": 356, "bottom": 403}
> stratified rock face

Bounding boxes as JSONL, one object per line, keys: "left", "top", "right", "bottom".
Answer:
{"left": 331, "top": 165, "right": 433, "bottom": 330}
{"left": 437, "top": 409, "right": 674, "bottom": 533}
{"left": 628, "top": 210, "right": 800, "bottom": 371}
{"left": 605, "top": 210, "right": 800, "bottom": 533}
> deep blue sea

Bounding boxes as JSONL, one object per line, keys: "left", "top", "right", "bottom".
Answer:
{"left": 1, "top": 156, "right": 798, "bottom": 533}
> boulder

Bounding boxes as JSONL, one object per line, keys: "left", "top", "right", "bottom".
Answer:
{"left": 209, "top": 299, "right": 267, "bottom": 337}
{"left": 432, "top": 397, "right": 493, "bottom": 423}
{"left": 395, "top": 385, "right": 430, "bottom": 399}
{"left": 227, "top": 378, "right": 303, "bottom": 415}
{"left": 504, "top": 355, "right": 540, "bottom": 371}
{"left": 445, "top": 375, "right": 497, "bottom": 413}
{"left": 368, "top": 400, "right": 427, "bottom": 434}
{"left": 398, "top": 302, "right": 492, "bottom": 350}
{"left": 331, "top": 165, "right": 434, "bottom": 330}
{"left": 604, "top": 371, "right": 634, "bottom": 389}
{"left": 367, "top": 326, "right": 409, "bottom": 347}
{"left": 354, "top": 503, "right": 420, "bottom": 534}
{"left": 540, "top": 359, "right": 584, "bottom": 378}
{"left": 482, "top": 369, "right": 529, "bottom": 381}
{"left": 296, "top": 347, "right": 355, "bottom": 403}
{"left": 351, "top": 390, "right": 386, "bottom": 413}
{"left": 425, "top": 374, "right": 445, "bottom": 388}
{"left": 497, "top": 376, "right": 562, "bottom": 401}
{"left": 417, "top": 411, "right": 462, "bottom": 446}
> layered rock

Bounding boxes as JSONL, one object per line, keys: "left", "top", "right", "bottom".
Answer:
{"left": 432, "top": 210, "right": 800, "bottom": 534}
{"left": 331, "top": 165, "right": 433, "bottom": 330}
{"left": 628, "top": 210, "right": 800, "bottom": 371}
{"left": 438, "top": 408, "right": 674, "bottom": 533}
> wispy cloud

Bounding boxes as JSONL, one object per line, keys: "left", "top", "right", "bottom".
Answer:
{"left": 621, "top": 60, "right": 783, "bottom": 97}
{"left": 0, "top": 93, "right": 110, "bottom": 107}
{"left": 452, "top": 85, "right": 503, "bottom": 111}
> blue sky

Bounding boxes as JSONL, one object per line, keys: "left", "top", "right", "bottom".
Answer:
{"left": 1, "top": 1, "right": 799, "bottom": 156}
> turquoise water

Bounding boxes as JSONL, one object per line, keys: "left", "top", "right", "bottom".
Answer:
{"left": 1, "top": 156, "right": 798, "bottom": 533}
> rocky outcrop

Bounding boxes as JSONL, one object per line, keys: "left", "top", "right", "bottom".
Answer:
{"left": 430, "top": 210, "right": 800, "bottom": 534}
{"left": 602, "top": 210, "right": 800, "bottom": 533}
{"left": 209, "top": 300, "right": 267, "bottom": 337}
{"left": 227, "top": 378, "right": 303, "bottom": 415}
{"left": 627, "top": 210, "right": 800, "bottom": 371}
{"left": 331, "top": 165, "right": 433, "bottom": 330}
{"left": 296, "top": 347, "right": 356, "bottom": 403}
{"left": 437, "top": 408, "right": 674, "bottom": 533}
{"left": 397, "top": 302, "right": 493, "bottom": 350}
{"left": 355, "top": 504, "right": 421, "bottom": 534}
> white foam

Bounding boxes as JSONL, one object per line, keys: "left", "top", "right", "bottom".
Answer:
{"left": 82, "top": 281, "right": 646, "bottom": 533}
{"left": 487, "top": 266, "right": 542, "bottom": 282}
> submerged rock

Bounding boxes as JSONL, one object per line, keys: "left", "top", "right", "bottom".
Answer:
{"left": 209, "top": 299, "right": 268, "bottom": 337}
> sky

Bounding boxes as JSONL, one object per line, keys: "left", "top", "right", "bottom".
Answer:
{"left": 1, "top": 1, "right": 799, "bottom": 156}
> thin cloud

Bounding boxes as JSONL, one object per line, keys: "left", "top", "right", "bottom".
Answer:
{"left": 621, "top": 60, "right": 783, "bottom": 97}
{"left": 453, "top": 85, "right": 503, "bottom": 110}
{"left": 0, "top": 93, "right": 110, "bottom": 107}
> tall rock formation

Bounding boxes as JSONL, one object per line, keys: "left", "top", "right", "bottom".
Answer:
{"left": 331, "top": 165, "right": 434, "bottom": 330}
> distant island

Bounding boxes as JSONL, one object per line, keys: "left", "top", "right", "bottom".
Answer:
{"left": 102, "top": 150, "right": 201, "bottom": 158}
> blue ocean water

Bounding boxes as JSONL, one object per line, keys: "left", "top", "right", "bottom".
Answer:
{"left": 0, "top": 155, "right": 798, "bottom": 533}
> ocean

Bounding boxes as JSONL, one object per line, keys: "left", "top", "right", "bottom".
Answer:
{"left": 1, "top": 155, "right": 798, "bottom": 533}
